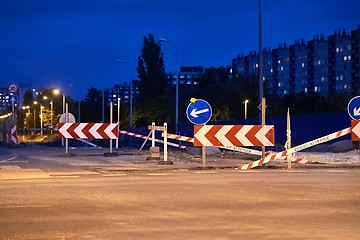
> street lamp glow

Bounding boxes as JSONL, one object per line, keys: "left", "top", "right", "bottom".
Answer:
{"left": 244, "top": 100, "right": 249, "bottom": 120}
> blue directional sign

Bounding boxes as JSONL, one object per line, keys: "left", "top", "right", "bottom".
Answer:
{"left": 9, "top": 95, "right": 18, "bottom": 105}
{"left": 186, "top": 98, "right": 212, "bottom": 125}
{"left": 348, "top": 96, "right": 360, "bottom": 120}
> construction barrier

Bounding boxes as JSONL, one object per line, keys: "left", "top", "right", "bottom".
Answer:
{"left": 240, "top": 127, "right": 351, "bottom": 170}
{"left": 119, "top": 129, "right": 187, "bottom": 149}
{"left": 165, "top": 132, "right": 310, "bottom": 164}
{"left": 11, "top": 125, "right": 17, "bottom": 145}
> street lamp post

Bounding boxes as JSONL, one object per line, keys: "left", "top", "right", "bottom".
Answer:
{"left": 159, "top": 38, "right": 179, "bottom": 134}
{"left": 40, "top": 105, "right": 44, "bottom": 137}
{"left": 244, "top": 100, "right": 249, "bottom": 119}
{"left": 116, "top": 60, "right": 133, "bottom": 128}
{"left": 43, "top": 96, "right": 53, "bottom": 131}
{"left": 53, "top": 89, "right": 65, "bottom": 146}
{"left": 33, "top": 101, "right": 38, "bottom": 135}
{"left": 22, "top": 106, "right": 30, "bottom": 134}
{"left": 53, "top": 89, "right": 65, "bottom": 114}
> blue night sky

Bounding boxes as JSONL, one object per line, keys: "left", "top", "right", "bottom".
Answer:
{"left": 1, "top": 0, "right": 359, "bottom": 99}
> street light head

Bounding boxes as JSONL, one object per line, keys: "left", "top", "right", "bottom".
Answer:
{"left": 53, "top": 89, "right": 60, "bottom": 95}
{"left": 43, "top": 96, "right": 48, "bottom": 100}
{"left": 159, "top": 38, "right": 167, "bottom": 42}
{"left": 33, "top": 101, "right": 38, "bottom": 105}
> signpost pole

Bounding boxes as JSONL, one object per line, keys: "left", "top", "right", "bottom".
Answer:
{"left": 261, "top": 98, "right": 266, "bottom": 158}
{"left": 65, "top": 103, "right": 69, "bottom": 155}
{"left": 164, "top": 123, "right": 167, "bottom": 162}
{"left": 202, "top": 146, "right": 206, "bottom": 168}
{"left": 110, "top": 102, "right": 113, "bottom": 154}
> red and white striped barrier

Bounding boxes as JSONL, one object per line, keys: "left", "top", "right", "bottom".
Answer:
{"left": 194, "top": 125, "right": 275, "bottom": 147}
{"left": 351, "top": 120, "right": 360, "bottom": 141}
{"left": 119, "top": 129, "right": 186, "bottom": 149}
{"left": 165, "top": 133, "right": 269, "bottom": 156}
{"left": 58, "top": 123, "right": 119, "bottom": 139}
{"left": 166, "top": 133, "right": 194, "bottom": 143}
{"left": 11, "top": 125, "right": 17, "bottom": 145}
{"left": 240, "top": 127, "right": 351, "bottom": 170}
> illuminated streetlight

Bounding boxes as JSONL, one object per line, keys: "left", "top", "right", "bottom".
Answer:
{"left": 43, "top": 96, "right": 54, "bottom": 132}
{"left": 53, "top": 88, "right": 65, "bottom": 114}
{"left": 244, "top": 100, "right": 249, "bottom": 120}
{"left": 33, "top": 101, "right": 38, "bottom": 135}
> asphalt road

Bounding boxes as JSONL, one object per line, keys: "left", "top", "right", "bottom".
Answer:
{"left": 1, "top": 146, "right": 360, "bottom": 239}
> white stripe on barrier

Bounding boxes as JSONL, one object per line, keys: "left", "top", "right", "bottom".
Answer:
{"left": 165, "top": 133, "right": 267, "bottom": 156}
{"left": 240, "top": 127, "right": 351, "bottom": 170}
{"left": 120, "top": 130, "right": 186, "bottom": 149}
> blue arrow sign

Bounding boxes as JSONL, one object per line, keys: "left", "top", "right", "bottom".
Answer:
{"left": 348, "top": 96, "right": 360, "bottom": 120}
{"left": 186, "top": 99, "right": 212, "bottom": 125}
{"left": 9, "top": 95, "right": 18, "bottom": 105}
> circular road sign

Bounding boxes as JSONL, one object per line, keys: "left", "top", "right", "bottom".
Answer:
{"left": 8, "top": 82, "right": 19, "bottom": 94}
{"left": 348, "top": 96, "right": 360, "bottom": 120}
{"left": 186, "top": 98, "right": 212, "bottom": 125}
{"left": 59, "top": 113, "right": 76, "bottom": 123}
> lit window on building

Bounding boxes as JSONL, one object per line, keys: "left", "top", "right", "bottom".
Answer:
{"left": 336, "top": 48, "right": 339, "bottom": 52}
{"left": 301, "top": 63, "right": 305, "bottom": 68}
{"left": 344, "top": 56, "right": 347, "bottom": 61}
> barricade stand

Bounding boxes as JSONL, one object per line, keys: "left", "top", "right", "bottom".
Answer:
{"left": 147, "top": 123, "right": 173, "bottom": 165}
{"left": 142, "top": 122, "right": 160, "bottom": 160}
{"left": 104, "top": 102, "right": 119, "bottom": 157}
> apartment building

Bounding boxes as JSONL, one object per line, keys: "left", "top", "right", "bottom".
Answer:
{"left": 232, "top": 26, "right": 360, "bottom": 97}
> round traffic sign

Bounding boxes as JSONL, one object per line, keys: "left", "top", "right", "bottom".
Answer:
{"left": 59, "top": 113, "right": 76, "bottom": 123}
{"left": 348, "top": 96, "right": 360, "bottom": 120}
{"left": 186, "top": 99, "right": 212, "bottom": 125}
{"left": 8, "top": 82, "right": 19, "bottom": 93}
